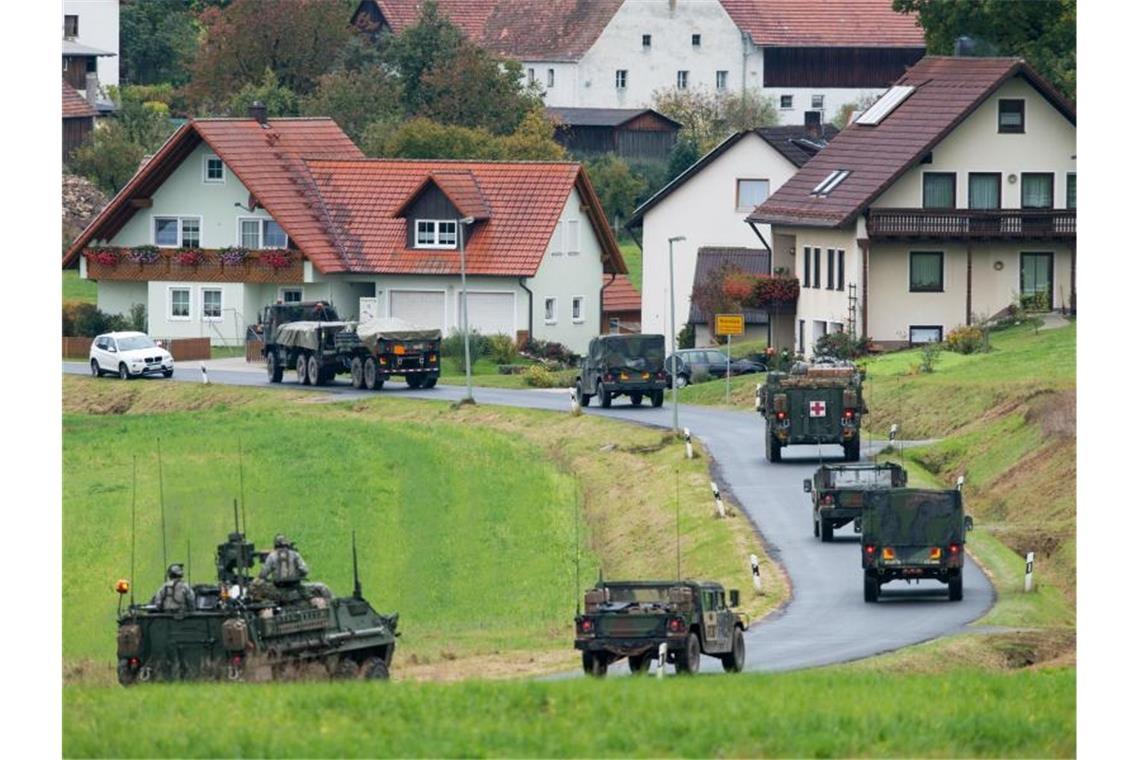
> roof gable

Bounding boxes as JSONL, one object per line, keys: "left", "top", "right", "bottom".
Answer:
{"left": 62, "top": 80, "right": 97, "bottom": 119}
{"left": 720, "top": 0, "right": 925, "bottom": 47}
{"left": 546, "top": 107, "right": 682, "bottom": 130}
{"left": 603, "top": 274, "right": 640, "bottom": 312}
{"left": 394, "top": 171, "right": 492, "bottom": 221}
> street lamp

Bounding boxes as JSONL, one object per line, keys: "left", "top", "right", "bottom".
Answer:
{"left": 459, "top": 216, "right": 476, "bottom": 404}
{"left": 668, "top": 235, "right": 686, "bottom": 434}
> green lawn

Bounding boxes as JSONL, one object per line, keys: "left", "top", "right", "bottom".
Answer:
{"left": 64, "top": 270, "right": 97, "bottom": 304}
{"left": 64, "top": 667, "right": 1074, "bottom": 758}
{"left": 619, "top": 239, "right": 642, "bottom": 291}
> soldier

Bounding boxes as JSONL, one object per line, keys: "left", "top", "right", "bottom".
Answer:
{"left": 259, "top": 534, "right": 309, "bottom": 586}
{"left": 151, "top": 564, "right": 195, "bottom": 612}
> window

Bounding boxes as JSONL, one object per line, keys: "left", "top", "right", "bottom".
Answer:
{"left": 922, "top": 173, "right": 956, "bottom": 209}
{"left": 642, "top": 34, "right": 651, "bottom": 48}
{"left": 280, "top": 288, "right": 303, "bottom": 303}
{"left": 154, "top": 217, "right": 201, "bottom": 248}
{"left": 240, "top": 218, "right": 290, "bottom": 249}
{"left": 909, "top": 326, "right": 943, "bottom": 344}
{"left": 414, "top": 219, "right": 457, "bottom": 249}
{"left": 968, "top": 173, "right": 1001, "bottom": 209}
{"left": 572, "top": 296, "right": 584, "bottom": 323}
{"left": 203, "top": 155, "right": 225, "bottom": 183}
{"left": 716, "top": 70, "right": 728, "bottom": 90}
{"left": 827, "top": 249, "right": 835, "bottom": 290}
{"left": 798, "top": 319, "right": 805, "bottom": 353}
{"left": 920, "top": 152, "right": 933, "bottom": 164}
{"left": 813, "top": 248, "right": 821, "bottom": 289}
{"left": 811, "top": 94, "right": 824, "bottom": 110}
{"left": 169, "top": 288, "right": 190, "bottom": 320}
{"left": 909, "top": 252, "right": 944, "bottom": 292}
{"left": 803, "top": 246, "right": 811, "bottom": 288}
{"left": 64, "top": 14, "right": 78, "bottom": 38}
{"left": 836, "top": 249, "right": 845, "bottom": 290}
{"left": 263, "top": 220, "right": 287, "bottom": 248}
{"left": 811, "top": 169, "right": 851, "bottom": 196}
{"left": 1066, "top": 173, "right": 1076, "bottom": 209}
{"left": 551, "top": 221, "right": 563, "bottom": 254}
{"left": 736, "top": 179, "right": 769, "bottom": 211}
{"left": 527, "top": 68, "right": 535, "bottom": 85}
{"left": 998, "top": 99, "right": 1025, "bottom": 133}
{"left": 547, "top": 69, "right": 554, "bottom": 87}
{"left": 855, "top": 85, "right": 915, "bottom": 125}
{"left": 676, "top": 70, "right": 688, "bottom": 89}
{"left": 616, "top": 69, "right": 627, "bottom": 89}
{"left": 566, "top": 220, "right": 580, "bottom": 254}
{"left": 202, "top": 288, "right": 222, "bottom": 320}
{"left": 544, "top": 297, "right": 557, "bottom": 324}
{"left": 691, "top": 34, "right": 701, "bottom": 47}
{"left": 780, "top": 94, "right": 793, "bottom": 109}
{"left": 1021, "top": 173, "right": 1054, "bottom": 209}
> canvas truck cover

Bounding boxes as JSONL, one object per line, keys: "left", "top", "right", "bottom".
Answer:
{"left": 591, "top": 334, "right": 665, "bottom": 371}
{"left": 863, "top": 489, "right": 964, "bottom": 546}
{"left": 274, "top": 321, "right": 351, "bottom": 351}
{"left": 354, "top": 317, "right": 442, "bottom": 351}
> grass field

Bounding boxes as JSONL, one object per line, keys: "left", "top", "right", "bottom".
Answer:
{"left": 63, "top": 667, "right": 1075, "bottom": 758}
{"left": 64, "top": 270, "right": 97, "bottom": 304}
{"left": 619, "top": 239, "right": 642, "bottom": 291}
{"left": 63, "top": 377, "right": 781, "bottom": 680}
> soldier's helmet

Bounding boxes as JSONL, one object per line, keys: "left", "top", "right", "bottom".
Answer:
{"left": 167, "top": 564, "right": 184, "bottom": 579}
{"left": 274, "top": 534, "right": 289, "bottom": 548}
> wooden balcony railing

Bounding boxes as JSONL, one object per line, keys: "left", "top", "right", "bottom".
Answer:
{"left": 867, "top": 208, "right": 1076, "bottom": 239}
{"left": 82, "top": 246, "right": 304, "bottom": 284}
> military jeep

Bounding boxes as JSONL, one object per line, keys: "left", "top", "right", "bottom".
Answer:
{"left": 575, "top": 334, "right": 668, "bottom": 408}
{"left": 805, "top": 462, "right": 908, "bottom": 542}
{"left": 573, "top": 580, "right": 747, "bottom": 676}
{"left": 756, "top": 359, "right": 865, "bottom": 462}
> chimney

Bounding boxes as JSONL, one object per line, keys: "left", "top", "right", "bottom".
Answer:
{"left": 804, "top": 110, "right": 822, "bottom": 139}
{"left": 85, "top": 73, "right": 99, "bottom": 107}
{"left": 249, "top": 101, "right": 268, "bottom": 126}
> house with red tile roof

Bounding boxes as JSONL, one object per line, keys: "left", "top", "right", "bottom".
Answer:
{"left": 62, "top": 113, "right": 625, "bottom": 353}
{"left": 62, "top": 80, "right": 97, "bottom": 163}
{"left": 351, "top": 1, "right": 924, "bottom": 126}
{"left": 748, "top": 57, "right": 1076, "bottom": 355}
{"left": 602, "top": 275, "right": 641, "bottom": 334}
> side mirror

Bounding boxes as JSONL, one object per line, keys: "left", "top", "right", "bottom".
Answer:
{"left": 728, "top": 589, "right": 740, "bottom": 608}
{"left": 964, "top": 515, "right": 974, "bottom": 532}
{"left": 803, "top": 479, "right": 812, "bottom": 493}
{"left": 108, "top": 345, "right": 117, "bottom": 353}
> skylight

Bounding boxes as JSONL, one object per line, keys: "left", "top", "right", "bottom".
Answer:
{"left": 855, "top": 85, "right": 915, "bottom": 126}
{"left": 811, "top": 169, "right": 851, "bottom": 196}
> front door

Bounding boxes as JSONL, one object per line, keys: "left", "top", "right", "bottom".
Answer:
{"left": 1020, "top": 252, "right": 1054, "bottom": 310}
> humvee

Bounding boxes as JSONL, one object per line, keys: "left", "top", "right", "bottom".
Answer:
{"left": 861, "top": 488, "right": 974, "bottom": 603}
{"left": 573, "top": 580, "right": 747, "bottom": 676}
{"left": 805, "top": 462, "right": 908, "bottom": 542}
{"left": 575, "top": 334, "right": 668, "bottom": 408}
{"left": 257, "top": 301, "right": 346, "bottom": 386}
{"left": 756, "top": 359, "right": 865, "bottom": 462}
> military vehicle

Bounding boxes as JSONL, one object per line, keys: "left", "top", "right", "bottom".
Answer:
{"left": 334, "top": 317, "right": 442, "bottom": 390}
{"left": 575, "top": 334, "right": 668, "bottom": 408}
{"left": 573, "top": 580, "right": 747, "bottom": 676}
{"left": 257, "top": 301, "right": 347, "bottom": 386}
{"left": 805, "top": 462, "right": 908, "bottom": 542}
{"left": 115, "top": 525, "right": 399, "bottom": 685}
{"left": 861, "top": 488, "right": 974, "bottom": 603}
{"left": 756, "top": 359, "right": 865, "bottom": 462}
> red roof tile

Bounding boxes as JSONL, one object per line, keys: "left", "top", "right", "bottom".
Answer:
{"left": 369, "top": 1, "right": 499, "bottom": 43}
{"left": 720, "top": 0, "right": 925, "bottom": 47}
{"left": 749, "top": 57, "right": 1076, "bottom": 229}
{"left": 603, "top": 274, "right": 640, "bottom": 313}
{"left": 62, "top": 80, "right": 97, "bottom": 118}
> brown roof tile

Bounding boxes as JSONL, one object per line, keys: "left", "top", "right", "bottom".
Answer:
{"left": 720, "top": 0, "right": 925, "bottom": 47}
{"left": 62, "top": 80, "right": 97, "bottom": 118}
{"left": 603, "top": 274, "right": 640, "bottom": 312}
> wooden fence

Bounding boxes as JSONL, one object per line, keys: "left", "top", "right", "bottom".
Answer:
{"left": 64, "top": 336, "right": 211, "bottom": 361}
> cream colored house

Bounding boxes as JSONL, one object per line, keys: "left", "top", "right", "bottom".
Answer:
{"left": 750, "top": 57, "right": 1076, "bottom": 356}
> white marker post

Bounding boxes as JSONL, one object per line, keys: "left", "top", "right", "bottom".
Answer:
{"left": 200, "top": 361, "right": 209, "bottom": 384}
{"left": 754, "top": 383, "right": 763, "bottom": 412}
{"left": 683, "top": 428, "right": 693, "bottom": 459}
{"left": 569, "top": 388, "right": 581, "bottom": 417}
{"left": 750, "top": 553, "right": 762, "bottom": 594}
{"left": 1024, "top": 551, "right": 1035, "bottom": 593}
{"left": 710, "top": 481, "right": 725, "bottom": 519}
{"left": 657, "top": 642, "right": 667, "bottom": 679}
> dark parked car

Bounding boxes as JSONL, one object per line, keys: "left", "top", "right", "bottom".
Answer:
{"left": 665, "top": 349, "right": 766, "bottom": 388}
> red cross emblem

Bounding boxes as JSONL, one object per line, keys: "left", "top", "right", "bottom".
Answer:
{"left": 809, "top": 400, "right": 827, "bottom": 417}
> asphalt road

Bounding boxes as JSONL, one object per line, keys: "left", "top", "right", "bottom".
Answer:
{"left": 65, "top": 362, "right": 995, "bottom": 673}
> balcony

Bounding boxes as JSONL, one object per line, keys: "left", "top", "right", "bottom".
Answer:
{"left": 81, "top": 246, "right": 304, "bottom": 284}
{"left": 867, "top": 208, "right": 1076, "bottom": 240}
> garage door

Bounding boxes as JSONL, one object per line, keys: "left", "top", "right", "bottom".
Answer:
{"left": 460, "top": 292, "right": 515, "bottom": 337}
{"left": 390, "top": 290, "right": 445, "bottom": 330}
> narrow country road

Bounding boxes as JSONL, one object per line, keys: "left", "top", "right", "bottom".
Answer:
{"left": 64, "top": 361, "right": 994, "bottom": 672}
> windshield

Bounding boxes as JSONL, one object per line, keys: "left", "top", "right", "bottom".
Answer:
{"left": 597, "top": 335, "right": 665, "bottom": 371}
{"left": 604, "top": 585, "right": 671, "bottom": 604}
{"left": 831, "top": 468, "right": 896, "bottom": 488}
{"left": 116, "top": 336, "right": 156, "bottom": 351}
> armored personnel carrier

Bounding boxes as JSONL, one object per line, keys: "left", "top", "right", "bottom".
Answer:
{"left": 114, "top": 528, "right": 398, "bottom": 685}
{"left": 756, "top": 359, "right": 865, "bottom": 462}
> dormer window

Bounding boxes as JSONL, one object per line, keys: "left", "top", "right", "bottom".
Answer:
{"left": 415, "top": 219, "right": 458, "bottom": 249}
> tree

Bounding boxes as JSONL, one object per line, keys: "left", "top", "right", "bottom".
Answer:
{"left": 362, "top": 112, "right": 566, "bottom": 161}
{"left": 418, "top": 48, "right": 542, "bottom": 135}
{"left": 665, "top": 137, "right": 700, "bottom": 182}
{"left": 653, "top": 88, "right": 779, "bottom": 154}
{"left": 70, "top": 127, "right": 148, "bottom": 195}
{"left": 301, "top": 68, "right": 402, "bottom": 141}
{"left": 120, "top": 0, "right": 198, "bottom": 86}
{"left": 381, "top": 0, "right": 466, "bottom": 116}
{"left": 583, "top": 155, "right": 646, "bottom": 230}
{"left": 893, "top": 0, "right": 1075, "bottom": 98}
{"left": 690, "top": 264, "right": 747, "bottom": 342}
{"left": 227, "top": 69, "right": 300, "bottom": 118}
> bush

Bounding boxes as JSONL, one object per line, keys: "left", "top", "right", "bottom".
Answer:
{"left": 441, "top": 329, "right": 487, "bottom": 373}
{"left": 919, "top": 342, "right": 942, "bottom": 373}
{"left": 62, "top": 302, "right": 129, "bottom": 337}
{"left": 813, "top": 331, "right": 869, "bottom": 360}
{"left": 520, "top": 338, "right": 579, "bottom": 368}
{"left": 522, "top": 365, "right": 557, "bottom": 388}
{"left": 485, "top": 333, "right": 518, "bottom": 365}
{"left": 946, "top": 324, "right": 985, "bottom": 354}
{"left": 128, "top": 303, "right": 147, "bottom": 333}
{"left": 677, "top": 323, "right": 695, "bottom": 350}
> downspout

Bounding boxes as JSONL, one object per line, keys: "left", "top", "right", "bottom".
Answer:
{"left": 858, "top": 239, "right": 870, "bottom": 339}
{"left": 966, "top": 241, "right": 973, "bottom": 325}
{"left": 517, "top": 276, "right": 533, "bottom": 342}
{"left": 600, "top": 272, "right": 617, "bottom": 333}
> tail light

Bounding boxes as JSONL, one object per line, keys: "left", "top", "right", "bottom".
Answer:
{"left": 230, "top": 655, "right": 243, "bottom": 665}
{"left": 128, "top": 657, "right": 140, "bottom": 667}
{"left": 843, "top": 409, "right": 855, "bottom": 419}
{"left": 776, "top": 411, "right": 787, "bottom": 421}
{"left": 930, "top": 547, "right": 942, "bottom": 560}
{"left": 864, "top": 545, "right": 876, "bottom": 555}
{"left": 604, "top": 373, "right": 614, "bottom": 382}
{"left": 949, "top": 543, "right": 961, "bottom": 555}
{"left": 882, "top": 547, "right": 896, "bottom": 561}
{"left": 667, "top": 617, "right": 686, "bottom": 634}
{"left": 821, "top": 495, "right": 833, "bottom": 506}
{"left": 656, "top": 371, "right": 665, "bottom": 379}
{"left": 394, "top": 345, "right": 406, "bottom": 355}
{"left": 578, "top": 619, "right": 594, "bottom": 635}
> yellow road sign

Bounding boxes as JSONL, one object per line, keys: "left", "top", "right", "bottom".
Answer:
{"left": 715, "top": 313, "right": 745, "bottom": 336}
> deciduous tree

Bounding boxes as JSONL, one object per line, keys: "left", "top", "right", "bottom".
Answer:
{"left": 653, "top": 89, "right": 778, "bottom": 154}
{"left": 120, "top": 0, "right": 198, "bottom": 86}
{"left": 302, "top": 68, "right": 402, "bottom": 141}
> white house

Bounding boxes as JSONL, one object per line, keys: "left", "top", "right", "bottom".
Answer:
{"left": 62, "top": 115, "right": 626, "bottom": 355}
{"left": 63, "top": 0, "right": 118, "bottom": 91}
{"left": 750, "top": 57, "right": 1076, "bottom": 356}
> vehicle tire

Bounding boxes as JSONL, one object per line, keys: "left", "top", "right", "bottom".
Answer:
{"left": 90, "top": 359, "right": 101, "bottom": 377}
{"left": 361, "top": 656, "right": 390, "bottom": 680}
{"left": 296, "top": 353, "right": 309, "bottom": 385}
{"left": 948, "top": 571, "right": 963, "bottom": 602}
{"left": 599, "top": 384, "right": 612, "bottom": 408}
{"left": 813, "top": 514, "right": 820, "bottom": 538}
{"left": 575, "top": 383, "right": 591, "bottom": 407}
{"left": 844, "top": 435, "right": 861, "bottom": 462}
{"left": 422, "top": 377, "right": 437, "bottom": 389}
{"left": 628, "top": 653, "right": 653, "bottom": 675}
{"left": 363, "top": 357, "right": 378, "bottom": 390}
{"left": 163, "top": 369, "right": 173, "bottom": 378}
{"left": 720, "top": 627, "right": 746, "bottom": 673}
{"left": 766, "top": 433, "right": 782, "bottom": 463}
{"left": 406, "top": 375, "right": 424, "bottom": 389}
{"left": 675, "top": 631, "right": 702, "bottom": 675}
{"left": 118, "top": 363, "right": 130, "bottom": 381}
{"left": 863, "top": 572, "right": 880, "bottom": 603}
{"left": 821, "top": 520, "right": 834, "bottom": 542}
{"left": 350, "top": 357, "right": 364, "bottom": 389}
{"left": 582, "top": 651, "right": 607, "bottom": 678}
{"left": 675, "top": 374, "right": 689, "bottom": 389}
{"left": 333, "top": 657, "right": 359, "bottom": 680}
{"left": 630, "top": 392, "right": 643, "bottom": 407}
{"left": 650, "top": 389, "right": 664, "bottom": 407}
{"left": 116, "top": 658, "right": 136, "bottom": 686}
{"left": 267, "top": 352, "right": 283, "bottom": 383}
{"left": 307, "top": 355, "right": 322, "bottom": 386}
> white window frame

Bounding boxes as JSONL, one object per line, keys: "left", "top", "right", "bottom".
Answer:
{"left": 203, "top": 154, "right": 226, "bottom": 184}
{"left": 780, "top": 94, "right": 793, "bottom": 110}
{"left": 544, "top": 297, "right": 558, "bottom": 325}
{"left": 413, "top": 219, "right": 458, "bottom": 250}
{"left": 550, "top": 221, "right": 564, "bottom": 255}
{"left": 811, "top": 94, "right": 825, "bottom": 110}
{"left": 716, "top": 70, "right": 728, "bottom": 90}
{"left": 676, "top": 70, "right": 689, "bottom": 90}
{"left": 236, "top": 217, "right": 291, "bottom": 249}
{"left": 566, "top": 220, "right": 580, "bottom": 255}
{"left": 168, "top": 286, "right": 192, "bottom": 321}
{"left": 571, "top": 295, "right": 585, "bottom": 323}
{"left": 909, "top": 325, "right": 944, "bottom": 344}
{"left": 616, "top": 69, "right": 627, "bottom": 89}
{"left": 736, "top": 178, "right": 770, "bottom": 212}
{"left": 153, "top": 215, "right": 203, "bottom": 248}
{"left": 279, "top": 287, "right": 303, "bottom": 303}
{"left": 201, "top": 287, "right": 223, "bottom": 321}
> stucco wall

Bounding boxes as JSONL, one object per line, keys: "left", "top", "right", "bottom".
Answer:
{"left": 784, "top": 226, "right": 862, "bottom": 356}
{"left": 145, "top": 281, "right": 249, "bottom": 344}
{"left": 771, "top": 86, "right": 887, "bottom": 127}
{"left": 96, "top": 281, "right": 147, "bottom": 319}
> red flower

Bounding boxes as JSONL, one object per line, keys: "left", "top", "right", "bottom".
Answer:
{"left": 84, "top": 248, "right": 121, "bottom": 267}
{"left": 261, "top": 250, "right": 292, "bottom": 269}
{"left": 176, "top": 249, "right": 205, "bottom": 266}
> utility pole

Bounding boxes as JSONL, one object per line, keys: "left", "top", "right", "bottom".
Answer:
{"left": 459, "top": 216, "right": 476, "bottom": 404}
{"left": 668, "top": 235, "right": 686, "bottom": 435}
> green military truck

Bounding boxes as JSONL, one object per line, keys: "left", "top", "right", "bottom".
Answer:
{"left": 805, "top": 462, "right": 908, "bottom": 542}
{"left": 861, "top": 488, "right": 974, "bottom": 603}
{"left": 573, "top": 580, "right": 747, "bottom": 676}
{"left": 756, "top": 360, "right": 865, "bottom": 463}
{"left": 334, "top": 317, "right": 442, "bottom": 390}
{"left": 257, "top": 301, "right": 347, "bottom": 386}
{"left": 575, "top": 334, "right": 668, "bottom": 408}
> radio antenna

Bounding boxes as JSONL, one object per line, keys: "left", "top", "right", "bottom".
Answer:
{"left": 238, "top": 439, "right": 247, "bottom": 534}
{"left": 352, "top": 530, "right": 362, "bottom": 599}
{"left": 130, "top": 455, "right": 137, "bottom": 606}
{"left": 675, "top": 467, "right": 681, "bottom": 581}
{"left": 186, "top": 538, "right": 192, "bottom": 585}
{"left": 574, "top": 480, "right": 581, "bottom": 615}
{"left": 157, "top": 438, "right": 168, "bottom": 571}
{"left": 233, "top": 498, "right": 240, "bottom": 534}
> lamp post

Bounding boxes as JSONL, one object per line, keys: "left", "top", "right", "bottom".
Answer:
{"left": 459, "top": 216, "right": 476, "bottom": 404}
{"left": 668, "top": 235, "right": 686, "bottom": 435}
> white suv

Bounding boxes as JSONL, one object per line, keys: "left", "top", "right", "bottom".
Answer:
{"left": 89, "top": 332, "right": 174, "bottom": 380}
